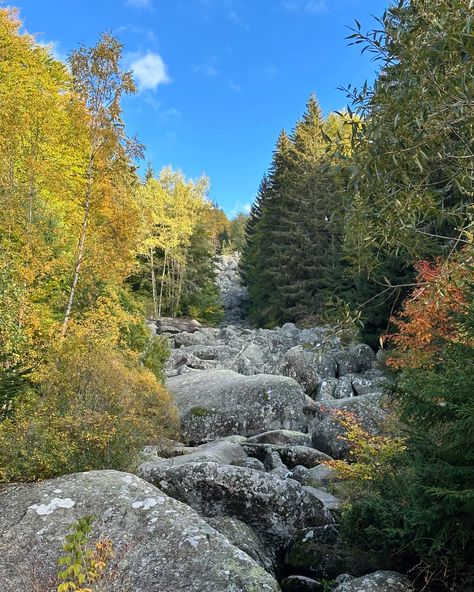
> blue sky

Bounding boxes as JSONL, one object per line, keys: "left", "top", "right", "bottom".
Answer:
{"left": 14, "top": 0, "right": 388, "bottom": 217}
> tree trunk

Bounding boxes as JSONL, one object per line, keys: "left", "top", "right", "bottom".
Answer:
{"left": 158, "top": 250, "right": 167, "bottom": 318}
{"left": 61, "top": 160, "right": 93, "bottom": 337}
{"left": 150, "top": 246, "right": 158, "bottom": 318}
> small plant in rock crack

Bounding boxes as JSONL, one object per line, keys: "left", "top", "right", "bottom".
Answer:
{"left": 57, "top": 516, "right": 113, "bottom": 592}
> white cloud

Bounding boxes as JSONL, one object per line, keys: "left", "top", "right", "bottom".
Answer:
{"left": 130, "top": 52, "right": 171, "bottom": 91}
{"left": 229, "top": 81, "right": 241, "bottom": 92}
{"left": 243, "top": 203, "right": 252, "bottom": 214}
{"left": 282, "top": 0, "right": 327, "bottom": 14}
{"left": 124, "top": 0, "right": 153, "bottom": 9}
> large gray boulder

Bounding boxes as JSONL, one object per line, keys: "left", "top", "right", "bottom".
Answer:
{"left": 167, "top": 369, "right": 308, "bottom": 444}
{"left": 145, "top": 439, "right": 249, "bottom": 468}
{"left": 206, "top": 516, "right": 276, "bottom": 575}
{"left": 278, "top": 346, "right": 337, "bottom": 396}
{"left": 310, "top": 394, "right": 386, "bottom": 460}
{"left": 0, "top": 470, "right": 280, "bottom": 592}
{"left": 243, "top": 443, "right": 332, "bottom": 469}
{"left": 333, "top": 571, "right": 414, "bottom": 592}
{"left": 152, "top": 317, "right": 202, "bottom": 334}
{"left": 139, "top": 460, "right": 333, "bottom": 543}
{"left": 335, "top": 344, "right": 375, "bottom": 376}
{"left": 247, "top": 429, "right": 312, "bottom": 447}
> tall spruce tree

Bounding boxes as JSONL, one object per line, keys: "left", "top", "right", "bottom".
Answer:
{"left": 242, "top": 95, "right": 348, "bottom": 326}
{"left": 242, "top": 129, "right": 296, "bottom": 325}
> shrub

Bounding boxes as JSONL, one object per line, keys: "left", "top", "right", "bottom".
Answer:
{"left": 141, "top": 335, "right": 170, "bottom": 383}
{"left": 0, "top": 333, "right": 178, "bottom": 482}
{"left": 57, "top": 516, "right": 113, "bottom": 592}
{"left": 335, "top": 280, "right": 474, "bottom": 590}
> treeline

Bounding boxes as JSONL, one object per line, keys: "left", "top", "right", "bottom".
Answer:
{"left": 241, "top": 101, "right": 356, "bottom": 330}
{"left": 242, "top": 1, "right": 472, "bottom": 347}
{"left": 0, "top": 8, "right": 243, "bottom": 481}
{"left": 128, "top": 171, "right": 247, "bottom": 324}
{"left": 242, "top": 0, "right": 473, "bottom": 587}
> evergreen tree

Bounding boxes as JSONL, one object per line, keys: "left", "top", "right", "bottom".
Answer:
{"left": 242, "top": 96, "right": 349, "bottom": 326}
{"left": 179, "top": 221, "right": 224, "bottom": 324}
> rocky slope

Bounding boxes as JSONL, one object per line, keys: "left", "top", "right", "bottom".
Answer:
{"left": 0, "top": 269, "right": 412, "bottom": 591}
{"left": 215, "top": 252, "right": 248, "bottom": 324}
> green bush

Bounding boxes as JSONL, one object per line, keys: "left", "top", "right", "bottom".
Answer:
{"left": 141, "top": 335, "right": 170, "bottom": 383}
{"left": 0, "top": 334, "right": 178, "bottom": 482}
{"left": 338, "top": 300, "right": 474, "bottom": 590}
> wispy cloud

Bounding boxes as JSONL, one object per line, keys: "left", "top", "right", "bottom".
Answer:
{"left": 37, "top": 39, "right": 66, "bottom": 62}
{"left": 199, "top": 0, "right": 247, "bottom": 27}
{"left": 282, "top": 0, "right": 328, "bottom": 15}
{"left": 229, "top": 200, "right": 251, "bottom": 217}
{"left": 116, "top": 24, "right": 157, "bottom": 42}
{"left": 193, "top": 59, "right": 220, "bottom": 77}
{"left": 142, "top": 95, "right": 182, "bottom": 123}
{"left": 130, "top": 52, "right": 171, "bottom": 91}
{"left": 124, "top": 0, "right": 153, "bottom": 9}
{"left": 252, "top": 64, "right": 278, "bottom": 81}
{"left": 229, "top": 81, "right": 242, "bottom": 92}
{"left": 160, "top": 107, "right": 182, "bottom": 123}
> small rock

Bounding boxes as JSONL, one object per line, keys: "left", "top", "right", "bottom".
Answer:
{"left": 281, "top": 575, "right": 324, "bottom": 592}
{"left": 333, "top": 571, "right": 414, "bottom": 592}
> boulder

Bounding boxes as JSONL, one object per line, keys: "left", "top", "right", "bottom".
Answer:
{"left": 243, "top": 443, "right": 332, "bottom": 469}
{"left": 205, "top": 516, "right": 276, "bottom": 574}
{"left": 148, "top": 439, "right": 248, "bottom": 468}
{"left": 290, "top": 465, "right": 310, "bottom": 484}
{"left": 306, "top": 465, "right": 339, "bottom": 489}
{"left": 247, "top": 429, "right": 312, "bottom": 447}
{"left": 333, "top": 571, "right": 414, "bottom": 592}
{"left": 233, "top": 457, "right": 266, "bottom": 472}
{"left": 138, "top": 461, "right": 334, "bottom": 543}
{"left": 153, "top": 317, "right": 201, "bottom": 334}
{"left": 335, "top": 344, "right": 375, "bottom": 376}
{"left": 281, "top": 575, "right": 324, "bottom": 592}
{"left": 0, "top": 470, "right": 280, "bottom": 592}
{"left": 348, "top": 344, "right": 376, "bottom": 373}
{"left": 264, "top": 450, "right": 287, "bottom": 471}
{"left": 333, "top": 376, "right": 355, "bottom": 399}
{"left": 173, "top": 331, "right": 209, "bottom": 348}
{"left": 303, "top": 486, "right": 341, "bottom": 511}
{"left": 315, "top": 378, "right": 338, "bottom": 401}
{"left": 278, "top": 346, "right": 323, "bottom": 395}
{"left": 167, "top": 369, "right": 308, "bottom": 444}
{"left": 310, "top": 395, "right": 386, "bottom": 460}
{"left": 285, "top": 525, "right": 347, "bottom": 579}
{"left": 235, "top": 344, "right": 265, "bottom": 375}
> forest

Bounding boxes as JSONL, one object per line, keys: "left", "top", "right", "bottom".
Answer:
{"left": 0, "top": 2, "right": 472, "bottom": 592}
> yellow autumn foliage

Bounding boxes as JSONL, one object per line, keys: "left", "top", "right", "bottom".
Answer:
{"left": 0, "top": 330, "right": 178, "bottom": 482}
